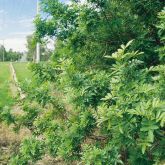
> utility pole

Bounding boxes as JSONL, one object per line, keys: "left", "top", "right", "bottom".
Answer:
{"left": 36, "top": 0, "right": 40, "bottom": 63}
{"left": 2, "top": 40, "right": 5, "bottom": 62}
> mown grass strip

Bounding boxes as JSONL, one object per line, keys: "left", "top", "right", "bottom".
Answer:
{"left": 0, "top": 62, "right": 14, "bottom": 108}
{"left": 13, "top": 62, "right": 32, "bottom": 83}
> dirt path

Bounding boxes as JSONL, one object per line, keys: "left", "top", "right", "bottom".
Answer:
{"left": 9, "top": 62, "right": 25, "bottom": 114}
{"left": 10, "top": 63, "right": 26, "bottom": 99}
{"left": 9, "top": 63, "right": 18, "bottom": 98}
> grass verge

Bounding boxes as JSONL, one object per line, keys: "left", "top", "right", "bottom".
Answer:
{"left": 13, "top": 62, "right": 32, "bottom": 83}
{"left": 0, "top": 62, "right": 14, "bottom": 108}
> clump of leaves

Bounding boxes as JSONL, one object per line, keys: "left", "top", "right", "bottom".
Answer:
{"left": 95, "top": 41, "right": 165, "bottom": 164}
{"left": 9, "top": 137, "right": 45, "bottom": 165}
{"left": 157, "top": 7, "right": 165, "bottom": 62}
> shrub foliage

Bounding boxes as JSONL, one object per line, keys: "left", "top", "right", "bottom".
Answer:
{"left": 1, "top": 1, "right": 165, "bottom": 165}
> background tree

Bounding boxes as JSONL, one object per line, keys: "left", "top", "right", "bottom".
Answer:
{"left": 26, "top": 34, "right": 52, "bottom": 61}
{"left": 0, "top": 45, "right": 22, "bottom": 62}
{"left": 35, "top": 0, "right": 165, "bottom": 68}
{"left": 0, "top": 45, "right": 6, "bottom": 61}
{"left": 26, "top": 35, "right": 36, "bottom": 61}
{"left": 6, "top": 49, "right": 23, "bottom": 61}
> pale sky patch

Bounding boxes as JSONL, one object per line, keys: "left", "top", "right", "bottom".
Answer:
{"left": 9, "top": 31, "right": 33, "bottom": 37}
{"left": 0, "top": 9, "right": 7, "bottom": 14}
{"left": 0, "top": 9, "right": 4, "bottom": 13}
{"left": 18, "top": 18, "right": 34, "bottom": 28}
{"left": 0, "top": 38, "right": 27, "bottom": 52}
{"left": 0, "top": 0, "right": 37, "bottom": 52}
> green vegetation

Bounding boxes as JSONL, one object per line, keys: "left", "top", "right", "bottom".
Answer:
{"left": 0, "top": 1, "right": 165, "bottom": 165}
{"left": 0, "top": 46, "right": 23, "bottom": 62}
{"left": 0, "top": 63, "right": 14, "bottom": 108}
{"left": 26, "top": 35, "right": 52, "bottom": 61}
{"left": 0, "top": 62, "right": 31, "bottom": 164}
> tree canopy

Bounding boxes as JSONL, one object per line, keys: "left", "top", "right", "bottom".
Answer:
{"left": 0, "top": 45, "right": 23, "bottom": 62}
{"left": 26, "top": 35, "right": 52, "bottom": 61}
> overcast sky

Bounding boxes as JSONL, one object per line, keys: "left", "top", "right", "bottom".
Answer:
{"left": 0, "top": 0, "right": 36, "bottom": 52}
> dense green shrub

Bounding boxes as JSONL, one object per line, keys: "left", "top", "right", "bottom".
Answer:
{"left": 1, "top": 41, "right": 164, "bottom": 165}
{"left": 157, "top": 7, "right": 165, "bottom": 62}
{"left": 9, "top": 137, "right": 45, "bottom": 165}
{"left": 0, "top": 1, "right": 165, "bottom": 165}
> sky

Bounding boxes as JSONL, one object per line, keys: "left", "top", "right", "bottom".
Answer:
{"left": 0, "top": 0, "right": 37, "bottom": 52}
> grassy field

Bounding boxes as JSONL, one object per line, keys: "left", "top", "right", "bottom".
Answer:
{"left": 0, "top": 62, "right": 14, "bottom": 108}
{"left": 13, "top": 62, "right": 32, "bottom": 83}
{"left": 0, "top": 62, "right": 32, "bottom": 108}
